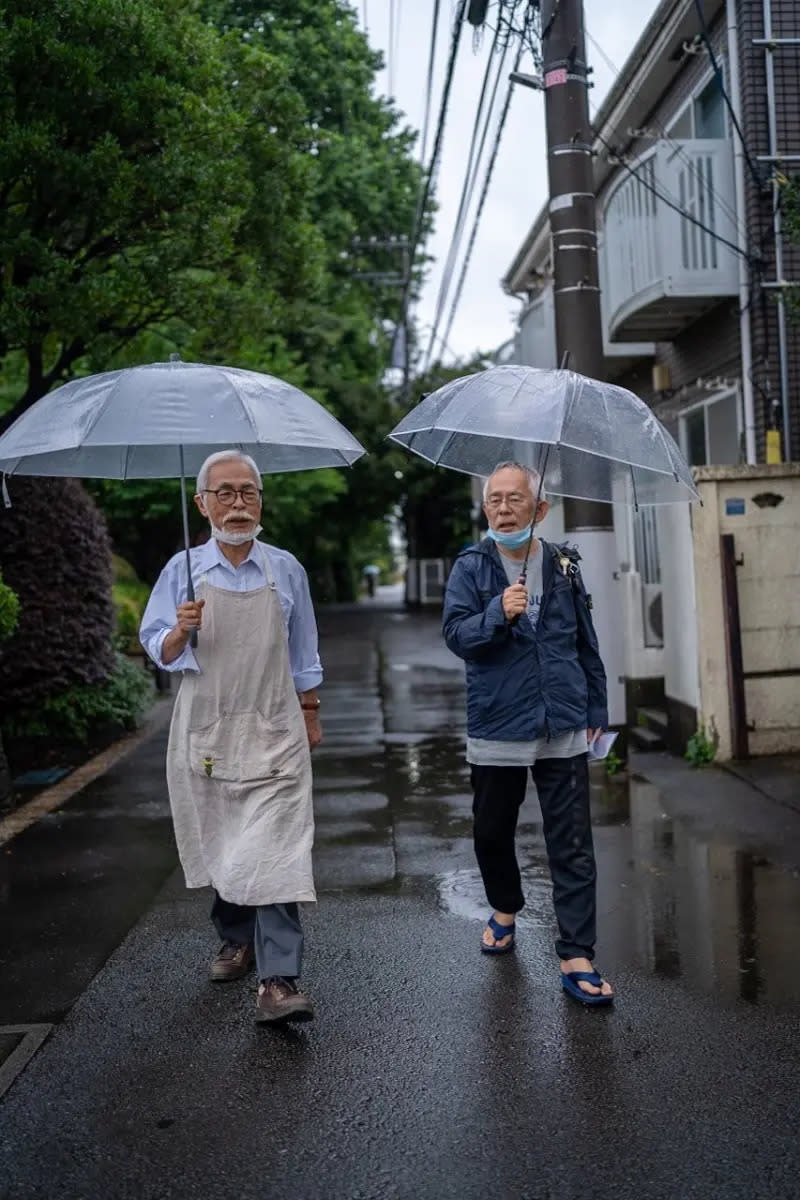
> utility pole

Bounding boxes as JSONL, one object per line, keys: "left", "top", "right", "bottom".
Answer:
{"left": 540, "top": 0, "right": 625, "bottom": 728}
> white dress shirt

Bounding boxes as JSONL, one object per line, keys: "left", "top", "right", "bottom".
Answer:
{"left": 139, "top": 538, "right": 323, "bottom": 692}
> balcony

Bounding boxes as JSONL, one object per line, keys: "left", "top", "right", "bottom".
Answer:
{"left": 515, "top": 278, "right": 654, "bottom": 381}
{"left": 603, "top": 140, "right": 739, "bottom": 342}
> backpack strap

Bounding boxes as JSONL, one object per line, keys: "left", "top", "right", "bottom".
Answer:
{"left": 550, "top": 542, "right": 594, "bottom": 610}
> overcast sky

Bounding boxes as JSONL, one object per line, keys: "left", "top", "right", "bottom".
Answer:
{"left": 358, "top": 0, "right": 661, "bottom": 365}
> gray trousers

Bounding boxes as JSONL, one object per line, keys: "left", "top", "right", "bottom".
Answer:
{"left": 211, "top": 892, "right": 304, "bottom": 981}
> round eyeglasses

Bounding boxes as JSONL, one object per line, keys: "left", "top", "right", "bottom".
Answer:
{"left": 202, "top": 486, "right": 262, "bottom": 506}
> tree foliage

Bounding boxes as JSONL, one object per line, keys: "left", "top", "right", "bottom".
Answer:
{"left": 0, "top": 0, "right": 321, "bottom": 428}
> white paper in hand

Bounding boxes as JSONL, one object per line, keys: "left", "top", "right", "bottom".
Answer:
{"left": 587, "top": 731, "right": 618, "bottom": 761}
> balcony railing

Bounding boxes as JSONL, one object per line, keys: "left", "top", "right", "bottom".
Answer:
{"left": 602, "top": 140, "right": 739, "bottom": 342}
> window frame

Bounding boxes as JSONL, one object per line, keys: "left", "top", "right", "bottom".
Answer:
{"left": 678, "top": 384, "right": 743, "bottom": 467}
{"left": 665, "top": 61, "right": 728, "bottom": 141}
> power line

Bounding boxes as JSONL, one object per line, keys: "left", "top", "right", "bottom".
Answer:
{"left": 585, "top": 27, "right": 746, "bottom": 243}
{"left": 388, "top": 0, "right": 395, "bottom": 94}
{"left": 692, "top": 0, "right": 762, "bottom": 187}
{"left": 419, "top": 0, "right": 442, "bottom": 165}
{"left": 395, "top": 1, "right": 468, "bottom": 371}
{"left": 438, "top": 40, "right": 525, "bottom": 362}
{"left": 424, "top": 17, "right": 509, "bottom": 367}
{"left": 593, "top": 128, "right": 753, "bottom": 263}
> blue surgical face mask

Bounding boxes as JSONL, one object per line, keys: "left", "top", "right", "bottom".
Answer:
{"left": 486, "top": 523, "right": 533, "bottom": 549}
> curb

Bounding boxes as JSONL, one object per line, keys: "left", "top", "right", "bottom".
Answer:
{"left": 0, "top": 697, "right": 174, "bottom": 848}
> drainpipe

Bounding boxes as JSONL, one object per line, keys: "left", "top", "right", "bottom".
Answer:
{"left": 762, "top": 0, "right": 792, "bottom": 462}
{"left": 726, "top": 0, "right": 757, "bottom": 464}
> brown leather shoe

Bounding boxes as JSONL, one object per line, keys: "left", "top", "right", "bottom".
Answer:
{"left": 255, "top": 977, "right": 314, "bottom": 1024}
{"left": 210, "top": 941, "right": 254, "bottom": 982}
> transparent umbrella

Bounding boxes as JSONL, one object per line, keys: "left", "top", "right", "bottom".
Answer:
{"left": 387, "top": 364, "right": 698, "bottom": 508}
{"left": 0, "top": 358, "right": 366, "bottom": 631}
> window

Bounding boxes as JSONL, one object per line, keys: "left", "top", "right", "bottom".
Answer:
{"left": 694, "top": 78, "right": 726, "bottom": 138}
{"left": 666, "top": 71, "right": 727, "bottom": 141}
{"left": 679, "top": 389, "right": 741, "bottom": 466}
{"left": 667, "top": 108, "right": 693, "bottom": 140}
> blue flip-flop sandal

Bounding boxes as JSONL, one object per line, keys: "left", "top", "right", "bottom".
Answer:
{"left": 561, "top": 969, "right": 614, "bottom": 1006}
{"left": 481, "top": 915, "right": 516, "bottom": 955}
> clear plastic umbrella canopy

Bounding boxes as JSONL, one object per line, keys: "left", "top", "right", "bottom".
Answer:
{"left": 388, "top": 365, "right": 698, "bottom": 506}
{"left": 0, "top": 360, "right": 366, "bottom": 479}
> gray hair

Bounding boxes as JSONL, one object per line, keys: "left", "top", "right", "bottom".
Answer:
{"left": 196, "top": 450, "right": 261, "bottom": 495}
{"left": 483, "top": 461, "right": 547, "bottom": 502}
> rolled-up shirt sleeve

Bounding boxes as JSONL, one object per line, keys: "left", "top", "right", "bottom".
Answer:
{"left": 287, "top": 560, "right": 323, "bottom": 692}
{"left": 139, "top": 556, "right": 199, "bottom": 673}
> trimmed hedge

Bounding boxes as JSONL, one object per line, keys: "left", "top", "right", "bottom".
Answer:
{"left": 0, "top": 477, "right": 114, "bottom": 716}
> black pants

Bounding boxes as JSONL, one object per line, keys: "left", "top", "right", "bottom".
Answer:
{"left": 470, "top": 755, "right": 596, "bottom": 961}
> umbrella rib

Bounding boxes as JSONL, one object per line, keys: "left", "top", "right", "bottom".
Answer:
{"left": 433, "top": 429, "right": 460, "bottom": 466}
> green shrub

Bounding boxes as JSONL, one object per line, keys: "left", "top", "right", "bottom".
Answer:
{"left": 605, "top": 748, "right": 623, "bottom": 777}
{"left": 112, "top": 557, "right": 151, "bottom": 653}
{"left": 685, "top": 725, "right": 716, "bottom": 767}
{"left": 0, "top": 573, "right": 19, "bottom": 642}
{"left": 2, "top": 652, "right": 153, "bottom": 745}
{"left": 0, "top": 477, "right": 114, "bottom": 717}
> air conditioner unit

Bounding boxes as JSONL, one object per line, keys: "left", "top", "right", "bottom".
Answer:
{"left": 642, "top": 583, "right": 664, "bottom": 648}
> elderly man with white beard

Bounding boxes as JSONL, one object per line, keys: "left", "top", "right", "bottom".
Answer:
{"left": 140, "top": 449, "right": 322, "bottom": 1025}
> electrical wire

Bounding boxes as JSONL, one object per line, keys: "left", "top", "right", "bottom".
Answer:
{"left": 419, "top": 0, "right": 442, "bottom": 165}
{"left": 437, "top": 39, "right": 525, "bottom": 361}
{"left": 593, "top": 128, "right": 753, "bottom": 263}
{"left": 394, "top": 0, "right": 403, "bottom": 80}
{"left": 585, "top": 27, "right": 746, "bottom": 245}
{"left": 394, "top": 0, "right": 469, "bottom": 369}
{"left": 388, "top": 0, "right": 395, "bottom": 95}
{"left": 692, "top": 0, "right": 762, "bottom": 187}
{"left": 424, "top": 0, "right": 525, "bottom": 368}
{"left": 423, "top": 17, "right": 509, "bottom": 368}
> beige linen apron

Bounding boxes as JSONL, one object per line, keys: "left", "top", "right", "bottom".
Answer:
{"left": 166, "top": 544, "right": 315, "bottom": 907}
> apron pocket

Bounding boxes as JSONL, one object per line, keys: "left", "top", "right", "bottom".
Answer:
{"left": 189, "top": 712, "right": 293, "bottom": 784}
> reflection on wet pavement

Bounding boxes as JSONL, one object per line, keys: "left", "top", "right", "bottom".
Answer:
{"left": 316, "top": 603, "right": 800, "bottom": 1010}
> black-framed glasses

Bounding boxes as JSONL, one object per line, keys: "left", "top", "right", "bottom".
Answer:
{"left": 202, "top": 486, "right": 262, "bottom": 506}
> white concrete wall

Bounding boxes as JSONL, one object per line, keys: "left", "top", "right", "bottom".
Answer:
{"left": 692, "top": 465, "right": 800, "bottom": 759}
{"left": 657, "top": 502, "right": 700, "bottom": 710}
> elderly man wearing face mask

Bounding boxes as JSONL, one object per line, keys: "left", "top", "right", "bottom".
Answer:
{"left": 140, "top": 450, "right": 322, "bottom": 1025}
{"left": 442, "top": 461, "right": 614, "bottom": 1006}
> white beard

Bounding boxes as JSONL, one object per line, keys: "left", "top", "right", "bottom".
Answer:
{"left": 210, "top": 522, "right": 263, "bottom": 546}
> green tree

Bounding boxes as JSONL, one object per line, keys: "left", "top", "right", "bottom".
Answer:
{"left": 200, "top": 0, "right": 426, "bottom": 599}
{"left": 0, "top": 0, "right": 321, "bottom": 429}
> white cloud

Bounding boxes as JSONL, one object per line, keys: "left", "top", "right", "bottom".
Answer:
{"left": 361, "top": 0, "right": 661, "bottom": 363}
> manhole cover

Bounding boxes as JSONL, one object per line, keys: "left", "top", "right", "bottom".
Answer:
{"left": 0, "top": 1025, "right": 52, "bottom": 1099}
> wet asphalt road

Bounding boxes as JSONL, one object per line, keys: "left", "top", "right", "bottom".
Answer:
{"left": 1, "top": 590, "right": 800, "bottom": 1198}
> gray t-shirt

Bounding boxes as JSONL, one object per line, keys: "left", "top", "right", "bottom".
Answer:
{"left": 465, "top": 544, "right": 588, "bottom": 766}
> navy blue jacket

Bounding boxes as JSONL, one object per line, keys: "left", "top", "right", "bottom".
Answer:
{"left": 442, "top": 538, "right": 608, "bottom": 740}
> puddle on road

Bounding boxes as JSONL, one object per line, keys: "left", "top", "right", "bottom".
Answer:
{"left": 316, "top": 732, "right": 800, "bottom": 1009}
{"left": 315, "top": 610, "right": 800, "bottom": 1009}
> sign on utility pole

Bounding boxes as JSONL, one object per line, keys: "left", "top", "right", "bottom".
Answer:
{"left": 541, "top": 0, "right": 624, "bottom": 726}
